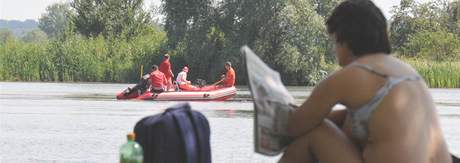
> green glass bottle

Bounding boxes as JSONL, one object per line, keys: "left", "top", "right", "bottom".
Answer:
{"left": 120, "top": 132, "right": 143, "bottom": 163}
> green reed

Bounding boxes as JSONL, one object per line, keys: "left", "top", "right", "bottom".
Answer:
{"left": 405, "top": 59, "right": 460, "bottom": 88}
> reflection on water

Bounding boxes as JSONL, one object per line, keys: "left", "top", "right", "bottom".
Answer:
{"left": 1, "top": 82, "right": 459, "bottom": 162}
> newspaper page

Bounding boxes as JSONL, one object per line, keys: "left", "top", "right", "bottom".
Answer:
{"left": 241, "top": 46, "right": 296, "bottom": 156}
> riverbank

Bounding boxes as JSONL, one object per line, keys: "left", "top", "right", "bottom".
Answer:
{"left": 1, "top": 35, "right": 460, "bottom": 88}
{"left": 2, "top": 56, "right": 460, "bottom": 89}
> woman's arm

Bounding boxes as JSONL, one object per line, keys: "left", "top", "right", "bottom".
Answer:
{"left": 287, "top": 69, "right": 351, "bottom": 137}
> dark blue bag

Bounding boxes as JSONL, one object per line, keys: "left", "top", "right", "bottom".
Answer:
{"left": 134, "top": 103, "right": 211, "bottom": 163}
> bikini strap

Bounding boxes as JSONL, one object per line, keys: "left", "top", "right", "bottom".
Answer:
{"left": 349, "top": 63, "right": 388, "bottom": 78}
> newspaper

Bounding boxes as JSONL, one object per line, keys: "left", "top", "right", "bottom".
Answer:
{"left": 241, "top": 46, "right": 296, "bottom": 156}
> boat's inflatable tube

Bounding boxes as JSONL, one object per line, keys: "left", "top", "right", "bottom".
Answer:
{"left": 117, "top": 86, "right": 236, "bottom": 101}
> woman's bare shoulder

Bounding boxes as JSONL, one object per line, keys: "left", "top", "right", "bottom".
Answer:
{"left": 323, "top": 64, "right": 382, "bottom": 90}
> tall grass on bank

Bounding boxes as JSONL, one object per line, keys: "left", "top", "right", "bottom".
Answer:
{"left": 405, "top": 59, "right": 460, "bottom": 88}
{"left": 0, "top": 30, "right": 166, "bottom": 83}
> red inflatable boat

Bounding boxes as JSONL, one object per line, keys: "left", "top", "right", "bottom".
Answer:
{"left": 116, "top": 86, "right": 237, "bottom": 101}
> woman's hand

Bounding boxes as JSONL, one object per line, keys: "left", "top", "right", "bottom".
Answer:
{"left": 289, "top": 103, "right": 299, "bottom": 109}
{"left": 327, "top": 109, "right": 348, "bottom": 127}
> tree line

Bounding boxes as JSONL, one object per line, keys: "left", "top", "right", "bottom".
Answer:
{"left": 0, "top": 0, "right": 459, "bottom": 87}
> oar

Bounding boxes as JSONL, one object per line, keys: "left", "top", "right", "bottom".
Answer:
{"left": 211, "top": 74, "right": 226, "bottom": 86}
{"left": 211, "top": 79, "right": 224, "bottom": 86}
{"left": 140, "top": 64, "right": 144, "bottom": 79}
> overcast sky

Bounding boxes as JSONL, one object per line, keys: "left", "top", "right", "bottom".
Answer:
{"left": 0, "top": 0, "right": 427, "bottom": 21}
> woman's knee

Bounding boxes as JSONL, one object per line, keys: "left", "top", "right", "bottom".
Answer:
{"left": 284, "top": 120, "right": 339, "bottom": 153}
{"left": 279, "top": 122, "right": 335, "bottom": 163}
{"left": 280, "top": 135, "right": 316, "bottom": 163}
{"left": 307, "top": 119, "right": 345, "bottom": 140}
{"left": 282, "top": 119, "right": 362, "bottom": 163}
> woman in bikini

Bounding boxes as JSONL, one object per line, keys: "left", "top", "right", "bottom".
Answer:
{"left": 279, "top": 0, "right": 452, "bottom": 163}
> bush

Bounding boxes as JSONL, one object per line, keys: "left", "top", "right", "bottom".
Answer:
{"left": 401, "top": 30, "right": 460, "bottom": 61}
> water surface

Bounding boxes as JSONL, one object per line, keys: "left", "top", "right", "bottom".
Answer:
{"left": 1, "top": 82, "right": 459, "bottom": 162}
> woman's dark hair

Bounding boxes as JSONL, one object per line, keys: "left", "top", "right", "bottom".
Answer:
{"left": 326, "top": 0, "right": 391, "bottom": 56}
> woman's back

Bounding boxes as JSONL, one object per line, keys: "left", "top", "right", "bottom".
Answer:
{"left": 338, "top": 54, "right": 451, "bottom": 163}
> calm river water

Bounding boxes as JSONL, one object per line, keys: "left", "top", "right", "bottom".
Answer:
{"left": 1, "top": 82, "right": 459, "bottom": 162}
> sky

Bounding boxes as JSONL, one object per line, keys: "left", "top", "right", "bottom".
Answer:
{"left": 0, "top": 0, "right": 161, "bottom": 21}
{"left": 0, "top": 0, "right": 426, "bottom": 21}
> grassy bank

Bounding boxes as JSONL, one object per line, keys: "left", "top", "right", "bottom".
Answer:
{"left": 0, "top": 31, "right": 166, "bottom": 83}
{"left": 404, "top": 59, "right": 460, "bottom": 88}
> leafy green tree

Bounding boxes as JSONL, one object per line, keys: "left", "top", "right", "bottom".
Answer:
{"left": 252, "top": 0, "right": 331, "bottom": 85}
{"left": 446, "top": 0, "right": 460, "bottom": 35}
{"left": 22, "top": 29, "right": 48, "bottom": 43}
{"left": 402, "top": 30, "right": 460, "bottom": 61}
{"left": 390, "top": 0, "right": 456, "bottom": 52}
{"left": 390, "top": 0, "right": 460, "bottom": 61}
{"left": 38, "top": 3, "right": 72, "bottom": 39}
{"left": 161, "top": 0, "right": 336, "bottom": 85}
{"left": 161, "top": 0, "right": 212, "bottom": 49}
{"left": 70, "top": 0, "right": 104, "bottom": 37}
{"left": 71, "top": 0, "right": 151, "bottom": 39}
{"left": 310, "top": 0, "right": 341, "bottom": 18}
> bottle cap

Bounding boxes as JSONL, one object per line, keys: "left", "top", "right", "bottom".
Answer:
{"left": 127, "top": 132, "right": 135, "bottom": 141}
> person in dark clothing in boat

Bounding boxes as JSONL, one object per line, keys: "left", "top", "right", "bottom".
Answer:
{"left": 123, "top": 73, "right": 151, "bottom": 95}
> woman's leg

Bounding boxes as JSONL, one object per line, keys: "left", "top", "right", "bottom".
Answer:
{"left": 279, "top": 119, "right": 363, "bottom": 163}
{"left": 328, "top": 109, "right": 348, "bottom": 127}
